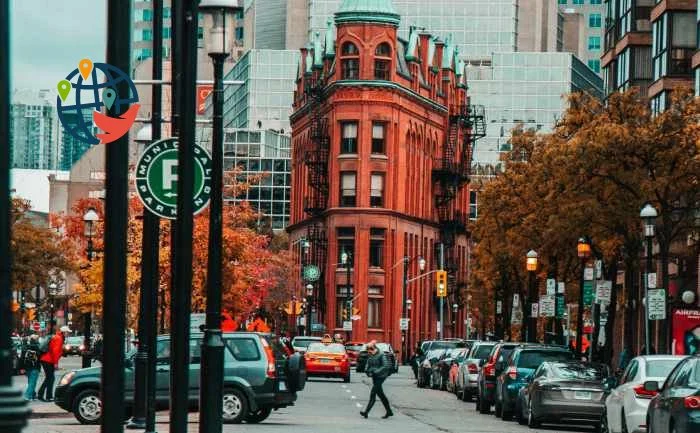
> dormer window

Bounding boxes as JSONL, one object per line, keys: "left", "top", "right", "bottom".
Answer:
{"left": 341, "top": 42, "right": 359, "bottom": 79}
{"left": 374, "top": 42, "right": 391, "bottom": 80}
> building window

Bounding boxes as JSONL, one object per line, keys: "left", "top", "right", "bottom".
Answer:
{"left": 588, "top": 36, "right": 601, "bottom": 50}
{"left": 374, "top": 42, "right": 392, "bottom": 80}
{"left": 341, "top": 42, "right": 360, "bottom": 79}
{"left": 369, "top": 228, "right": 385, "bottom": 268}
{"left": 558, "top": 0, "right": 566, "bottom": 3}
{"left": 370, "top": 173, "right": 384, "bottom": 207}
{"left": 336, "top": 285, "right": 353, "bottom": 327}
{"left": 163, "top": 27, "right": 171, "bottom": 39}
{"left": 163, "top": 6, "right": 171, "bottom": 18}
{"left": 469, "top": 190, "right": 478, "bottom": 220}
{"left": 337, "top": 227, "right": 355, "bottom": 266}
{"left": 371, "top": 122, "right": 386, "bottom": 154}
{"left": 143, "top": 29, "right": 153, "bottom": 41}
{"left": 589, "top": 13, "right": 601, "bottom": 28}
{"left": 588, "top": 59, "right": 601, "bottom": 73}
{"left": 368, "top": 286, "right": 383, "bottom": 328}
{"left": 340, "top": 122, "right": 358, "bottom": 153}
{"left": 142, "top": 9, "right": 153, "bottom": 21}
{"left": 235, "top": 26, "right": 244, "bottom": 40}
{"left": 590, "top": 0, "right": 601, "bottom": 3}
{"left": 340, "top": 172, "right": 356, "bottom": 207}
{"left": 573, "top": 0, "right": 584, "bottom": 4}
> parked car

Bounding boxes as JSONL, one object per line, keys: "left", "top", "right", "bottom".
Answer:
{"left": 432, "top": 348, "right": 465, "bottom": 391}
{"left": 515, "top": 361, "right": 608, "bottom": 429}
{"left": 414, "top": 340, "right": 467, "bottom": 385}
{"left": 344, "top": 341, "right": 364, "bottom": 367}
{"left": 356, "top": 342, "right": 398, "bottom": 374}
{"left": 417, "top": 349, "right": 447, "bottom": 388}
{"left": 495, "top": 344, "right": 574, "bottom": 420}
{"left": 602, "top": 355, "right": 685, "bottom": 433}
{"left": 447, "top": 348, "right": 470, "bottom": 394}
{"left": 63, "top": 336, "right": 87, "bottom": 356}
{"left": 54, "top": 332, "right": 306, "bottom": 425}
{"left": 645, "top": 355, "right": 700, "bottom": 433}
{"left": 290, "top": 336, "right": 322, "bottom": 354}
{"left": 457, "top": 341, "right": 496, "bottom": 402}
{"left": 304, "top": 342, "right": 350, "bottom": 382}
{"left": 476, "top": 342, "right": 519, "bottom": 413}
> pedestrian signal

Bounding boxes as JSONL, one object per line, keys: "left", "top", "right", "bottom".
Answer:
{"left": 436, "top": 270, "right": 447, "bottom": 297}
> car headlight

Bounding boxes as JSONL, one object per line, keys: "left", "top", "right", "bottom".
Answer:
{"left": 64, "top": 344, "right": 71, "bottom": 350}
{"left": 59, "top": 371, "right": 76, "bottom": 386}
{"left": 79, "top": 345, "right": 86, "bottom": 351}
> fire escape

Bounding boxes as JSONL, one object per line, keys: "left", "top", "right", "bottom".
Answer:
{"left": 432, "top": 99, "right": 485, "bottom": 314}
{"left": 302, "top": 69, "right": 330, "bottom": 319}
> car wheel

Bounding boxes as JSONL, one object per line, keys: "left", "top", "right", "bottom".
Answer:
{"left": 73, "top": 389, "right": 102, "bottom": 425}
{"left": 343, "top": 372, "right": 351, "bottom": 383}
{"left": 478, "top": 393, "right": 490, "bottom": 414}
{"left": 429, "top": 373, "right": 434, "bottom": 389}
{"left": 463, "top": 389, "right": 472, "bottom": 402}
{"left": 222, "top": 388, "right": 248, "bottom": 424}
{"left": 501, "top": 403, "right": 512, "bottom": 421}
{"left": 527, "top": 399, "right": 540, "bottom": 428}
{"left": 245, "top": 407, "right": 272, "bottom": 424}
{"left": 515, "top": 398, "right": 525, "bottom": 425}
{"left": 494, "top": 400, "right": 502, "bottom": 417}
{"left": 285, "top": 353, "right": 306, "bottom": 392}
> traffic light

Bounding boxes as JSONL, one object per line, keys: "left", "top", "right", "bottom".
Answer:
{"left": 26, "top": 308, "right": 35, "bottom": 321}
{"left": 436, "top": 270, "right": 447, "bottom": 297}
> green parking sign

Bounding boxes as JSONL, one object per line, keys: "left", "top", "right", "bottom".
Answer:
{"left": 135, "top": 138, "right": 212, "bottom": 219}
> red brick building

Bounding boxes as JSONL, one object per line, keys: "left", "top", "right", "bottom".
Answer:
{"left": 287, "top": 0, "right": 484, "bottom": 356}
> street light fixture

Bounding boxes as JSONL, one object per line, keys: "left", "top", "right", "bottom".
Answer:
{"left": 576, "top": 237, "right": 591, "bottom": 358}
{"left": 199, "top": 2, "right": 242, "bottom": 433}
{"left": 81, "top": 208, "right": 100, "bottom": 369}
{"left": 525, "top": 250, "right": 538, "bottom": 342}
{"left": 452, "top": 303, "right": 458, "bottom": 336}
{"left": 305, "top": 283, "right": 314, "bottom": 336}
{"left": 640, "top": 203, "right": 657, "bottom": 356}
{"left": 341, "top": 251, "right": 353, "bottom": 340}
{"left": 402, "top": 255, "right": 425, "bottom": 363}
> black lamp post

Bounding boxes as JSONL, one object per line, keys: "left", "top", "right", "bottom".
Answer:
{"left": 452, "top": 303, "right": 458, "bottom": 336}
{"left": 82, "top": 207, "right": 98, "bottom": 369}
{"left": 526, "top": 250, "right": 538, "bottom": 343}
{"left": 576, "top": 237, "right": 592, "bottom": 358}
{"left": 48, "top": 282, "right": 57, "bottom": 335}
{"left": 401, "top": 256, "right": 425, "bottom": 363}
{"left": 640, "top": 203, "right": 657, "bottom": 355}
{"left": 199, "top": 2, "right": 241, "bottom": 432}
{"left": 341, "top": 252, "right": 353, "bottom": 341}
{"left": 305, "top": 283, "right": 314, "bottom": 336}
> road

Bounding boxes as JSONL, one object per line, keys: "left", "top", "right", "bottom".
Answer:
{"left": 18, "top": 358, "right": 597, "bottom": 433}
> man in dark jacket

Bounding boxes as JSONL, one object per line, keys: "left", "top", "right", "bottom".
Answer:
{"left": 360, "top": 340, "right": 394, "bottom": 419}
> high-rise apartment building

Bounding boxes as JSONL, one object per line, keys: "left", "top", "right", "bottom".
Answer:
{"left": 601, "top": 0, "right": 696, "bottom": 112}
{"left": 558, "top": 0, "right": 606, "bottom": 74}
{"left": 10, "top": 90, "right": 60, "bottom": 170}
{"left": 243, "top": 0, "right": 288, "bottom": 49}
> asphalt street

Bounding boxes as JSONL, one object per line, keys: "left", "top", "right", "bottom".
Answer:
{"left": 18, "top": 357, "right": 597, "bottom": 433}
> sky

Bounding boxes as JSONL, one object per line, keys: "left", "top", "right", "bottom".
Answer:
{"left": 11, "top": 0, "right": 107, "bottom": 91}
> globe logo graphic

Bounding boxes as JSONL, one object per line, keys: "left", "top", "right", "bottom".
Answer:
{"left": 56, "top": 60, "right": 139, "bottom": 145}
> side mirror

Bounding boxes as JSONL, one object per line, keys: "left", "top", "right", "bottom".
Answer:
{"left": 643, "top": 380, "right": 659, "bottom": 393}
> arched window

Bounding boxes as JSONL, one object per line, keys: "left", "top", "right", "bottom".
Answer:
{"left": 341, "top": 42, "right": 360, "bottom": 79}
{"left": 374, "top": 42, "right": 391, "bottom": 80}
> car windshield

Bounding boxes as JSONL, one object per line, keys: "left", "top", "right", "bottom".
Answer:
{"left": 66, "top": 337, "right": 83, "bottom": 344}
{"left": 497, "top": 346, "right": 517, "bottom": 363}
{"left": 473, "top": 344, "right": 495, "bottom": 360}
{"left": 551, "top": 363, "right": 606, "bottom": 380}
{"left": 646, "top": 359, "right": 683, "bottom": 378}
{"left": 517, "top": 350, "right": 572, "bottom": 369}
{"left": 427, "top": 349, "right": 446, "bottom": 359}
{"left": 292, "top": 338, "right": 320, "bottom": 348}
{"left": 377, "top": 343, "right": 392, "bottom": 352}
{"left": 307, "top": 343, "right": 345, "bottom": 354}
{"left": 345, "top": 344, "right": 363, "bottom": 351}
{"left": 430, "top": 341, "right": 458, "bottom": 350}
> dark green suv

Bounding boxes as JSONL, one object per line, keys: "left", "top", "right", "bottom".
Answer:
{"left": 54, "top": 332, "right": 306, "bottom": 425}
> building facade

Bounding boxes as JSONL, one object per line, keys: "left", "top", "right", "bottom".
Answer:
{"left": 558, "top": 0, "right": 606, "bottom": 74}
{"left": 10, "top": 90, "right": 60, "bottom": 170}
{"left": 288, "top": 0, "right": 481, "bottom": 353}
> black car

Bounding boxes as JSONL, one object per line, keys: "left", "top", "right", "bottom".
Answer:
{"left": 476, "top": 342, "right": 519, "bottom": 413}
{"left": 355, "top": 342, "right": 398, "bottom": 374}
{"left": 432, "top": 348, "right": 464, "bottom": 391}
{"left": 54, "top": 332, "right": 305, "bottom": 424}
{"left": 495, "top": 344, "right": 574, "bottom": 420}
{"left": 63, "top": 336, "right": 87, "bottom": 356}
{"left": 414, "top": 340, "right": 465, "bottom": 385}
{"left": 646, "top": 354, "right": 700, "bottom": 433}
{"left": 515, "top": 361, "right": 608, "bottom": 429}
{"left": 418, "top": 349, "right": 447, "bottom": 388}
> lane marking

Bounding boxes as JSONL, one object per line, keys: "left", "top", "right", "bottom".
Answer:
{"left": 356, "top": 403, "right": 363, "bottom": 408}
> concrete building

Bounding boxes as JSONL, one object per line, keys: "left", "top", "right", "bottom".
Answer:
{"left": 558, "top": 0, "right": 606, "bottom": 74}
{"left": 243, "top": 0, "right": 288, "bottom": 49}
{"left": 49, "top": 145, "right": 107, "bottom": 217}
{"left": 288, "top": 0, "right": 477, "bottom": 351}
{"left": 10, "top": 89, "right": 60, "bottom": 170}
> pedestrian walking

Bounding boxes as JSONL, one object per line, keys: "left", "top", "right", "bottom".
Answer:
{"left": 37, "top": 327, "right": 66, "bottom": 401}
{"left": 22, "top": 334, "right": 41, "bottom": 401}
{"left": 360, "top": 340, "right": 394, "bottom": 419}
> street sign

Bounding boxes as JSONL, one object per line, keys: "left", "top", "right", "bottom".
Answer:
{"left": 310, "top": 323, "right": 326, "bottom": 332}
{"left": 584, "top": 267, "right": 594, "bottom": 281}
{"left": 39, "top": 321, "right": 46, "bottom": 330}
{"left": 135, "top": 138, "right": 212, "bottom": 219}
{"left": 496, "top": 300, "right": 502, "bottom": 314}
{"left": 595, "top": 260, "right": 603, "bottom": 278}
{"left": 399, "top": 318, "right": 409, "bottom": 330}
{"left": 350, "top": 315, "right": 361, "bottom": 321}
{"left": 190, "top": 313, "right": 206, "bottom": 332}
{"left": 33, "top": 322, "right": 40, "bottom": 332}
{"left": 546, "top": 279, "right": 556, "bottom": 295}
{"left": 557, "top": 282, "right": 565, "bottom": 294}
{"left": 539, "top": 295, "right": 555, "bottom": 317}
{"left": 648, "top": 272, "right": 657, "bottom": 289}
{"left": 343, "top": 321, "right": 352, "bottom": 331}
{"left": 513, "top": 294, "right": 520, "bottom": 308}
{"left": 556, "top": 294, "right": 565, "bottom": 318}
{"left": 511, "top": 309, "right": 522, "bottom": 325}
{"left": 531, "top": 303, "right": 539, "bottom": 318}
{"left": 647, "top": 289, "right": 666, "bottom": 320}
{"left": 595, "top": 280, "right": 612, "bottom": 304}
{"left": 583, "top": 281, "right": 594, "bottom": 305}
{"left": 303, "top": 265, "right": 320, "bottom": 282}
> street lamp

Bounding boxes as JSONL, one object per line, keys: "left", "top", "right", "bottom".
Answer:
{"left": 341, "top": 251, "right": 353, "bottom": 340}
{"left": 48, "top": 282, "right": 57, "bottom": 335}
{"left": 82, "top": 208, "right": 100, "bottom": 369}
{"left": 526, "top": 250, "right": 538, "bottom": 343}
{"left": 199, "top": 2, "right": 242, "bottom": 433}
{"left": 640, "top": 203, "right": 657, "bottom": 356}
{"left": 576, "top": 237, "right": 591, "bottom": 358}
{"left": 306, "top": 283, "right": 314, "bottom": 336}
{"left": 402, "top": 255, "right": 425, "bottom": 362}
{"left": 452, "top": 303, "right": 458, "bottom": 337}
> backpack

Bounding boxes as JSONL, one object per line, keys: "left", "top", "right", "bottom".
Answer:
{"left": 23, "top": 348, "right": 39, "bottom": 369}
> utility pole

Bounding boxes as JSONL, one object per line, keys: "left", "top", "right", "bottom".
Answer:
{"left": 439, "top": 243, "right": 444, "bottom": 339}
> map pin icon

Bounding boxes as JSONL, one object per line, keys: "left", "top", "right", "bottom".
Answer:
{"left": 102, "top": 87, "right": 117, "bottom": 110}
{"left": 57, "top": 80, "right": 71, "bottom": 102}
{"left": 78, "top": 58, "right": 93, "bottom": 80}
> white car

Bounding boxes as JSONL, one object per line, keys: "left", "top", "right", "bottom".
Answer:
{"left": 290, "top": 336, "right": 322, "bottom": 354}
{"left": 603, "top": 355, "right": 685, "bottom": 433}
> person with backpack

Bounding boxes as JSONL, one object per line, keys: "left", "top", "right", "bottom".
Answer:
{"left": 360, "top": 340, "right": 394, "bottom": 419}
{"left": 22, "top": 334, "right": 41, "bottom": 401}
{"left": 37, "top": 328, "right": 66, "bottom": 401}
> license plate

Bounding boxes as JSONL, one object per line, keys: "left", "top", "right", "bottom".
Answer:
{"left": 279, "top": 381, "right": 287, "bottom": 391}
{"left": 574, "top": 391, "right": 591, "bottom": 400}
{"left": 319, "top": 359, "right": 331, "bottom": 363}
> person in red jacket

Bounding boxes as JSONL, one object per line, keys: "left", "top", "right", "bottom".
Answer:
{"left": 37, "top": 327, "right": 66, "bottom": 401}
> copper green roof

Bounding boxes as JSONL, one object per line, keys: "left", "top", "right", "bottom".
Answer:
{"left": 335, "top": 0, "right": 400, "bottom": 27}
